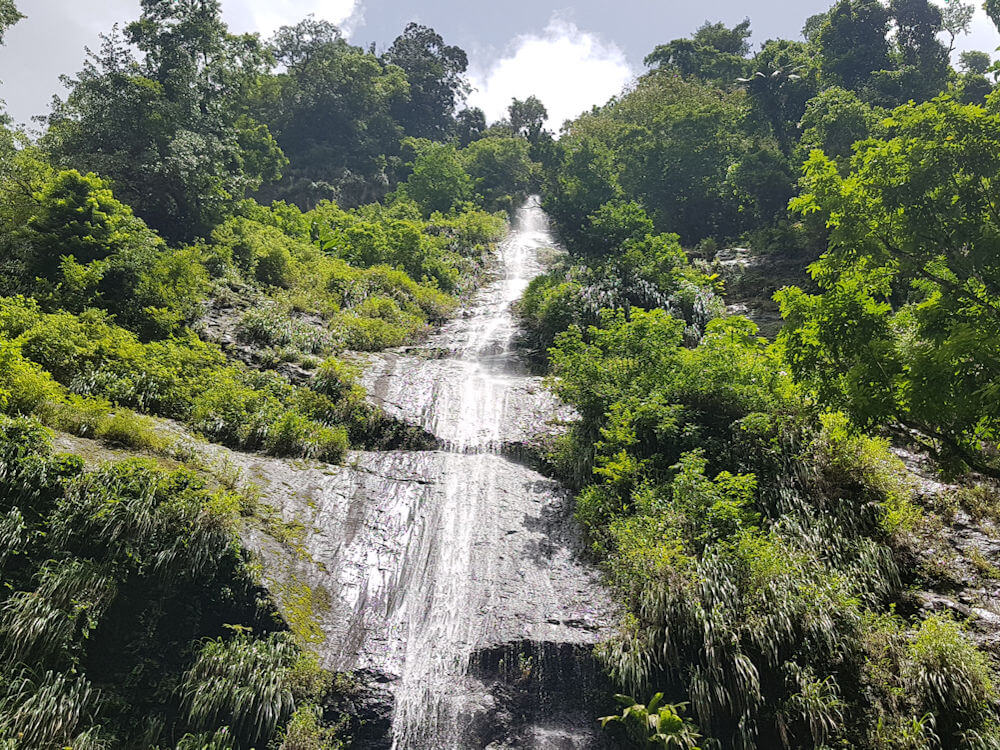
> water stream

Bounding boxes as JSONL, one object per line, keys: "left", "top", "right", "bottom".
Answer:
{"left": 379, "top": 199, "right": 579, "bottom": 747}
{"left": 237, "top": 198, "right": 613, "bottom": 748}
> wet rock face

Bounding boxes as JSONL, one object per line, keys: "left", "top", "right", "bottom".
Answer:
{"left": 237, "top": 449, "right": 612, "bottom": 675}
{"left": 241, "top": 198, "right": 617, "bottom": 749}
{"left": 358, "top": 352, "right": 574, "bottom": 454}
{"left": 715, "top": 246, "right": 815, "bottom": 340}
{"left": 893, "top": 444, "right": 1000, "bottom": 653}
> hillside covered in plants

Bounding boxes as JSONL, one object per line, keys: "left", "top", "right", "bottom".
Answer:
{"left": 3, "top": 0, "right": 1000, "bottom": 748}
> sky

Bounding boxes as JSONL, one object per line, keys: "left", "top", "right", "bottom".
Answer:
{"left": 2, "top": 0, "right": 999, "bottom": 130}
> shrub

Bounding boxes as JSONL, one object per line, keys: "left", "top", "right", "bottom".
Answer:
{"left": 0, "top": 299, "right": 354, "bottom": 463}
{"left": 816, "top": 412, "right": 922, "bottom": 537}
{"left": 0, "top": 424, "right": 319, "bottom": 745}
{"left": 44, "top": 394, "right": 112, "bottom": 438}
{"left": 333, "top": 313, "right": 416, "bottom": 352}
{"left": 311, "top": 358, "right": 361, "bottom": 402}
{"left": 182, "top": 633, "right": 297, "bottom": 747}
{"left": 280, "top": 705, "right": 344, "bottom": 750}
{"left": 236, "top": 307, "right": 336, "bottom": 355}
{"left": 0, "top": 341, "right": 61, "bottom": 415}
{"left": 256, "top": 244, "right": 295, "bottom": 288}
{"left": 93, "top": 410, "right": 168, "bottom": 453}
{"left": 264, "top": 412, "right": 348, "bottom": 463}
{"left": 907, "top": 615, "right": 996, "bottom": 739}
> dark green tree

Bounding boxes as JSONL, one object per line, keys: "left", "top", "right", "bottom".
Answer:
{"left": 796, "top": 86, "right": 882, "bottom": 165}
{"left": 644, "top": 19, "right": 752, "bottom": 85}
{"left": 986, "top": 0, "right": 1000, "bottom": 31}
{"left": 45, "top": 1, "right": 285, "bottom": 241}
{"left": 816, "top": 0, "right": 892, "bottom": 93}
{"left": 739, "top": 40, "right": 819, "bottom": 154}
{"left": 508, "top": 96, "right": 548, "bottom": 143}
{"left": 382, "top": 23, "right": 469, "bottom": 140}
{"left": 270, "top": 14, "right": 342, "bottom": 68}
{"left": 455, "top": 107, "right": 487, "bottom": 145}
{"left": 889, "top": 0, "right": 950, "bottom": 101}
{"left": 956, "top": 51, "right": 994, "bottom": 103}
{"left": 0, "top": 0, "right": 20, "bottom": 45}
{"left": 258, "top": 19, "right": 409, "bottom": 208}
{"left": 961, "top": 50, "right": 993, "bottom": 75}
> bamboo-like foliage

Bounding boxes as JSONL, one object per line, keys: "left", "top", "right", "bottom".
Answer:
{"left": 0, "top": 669, "right": 100, "bottom": 748}
{"left": 50, "top": 460, "right": 237, "bottom": 583}
{"left": 0, "top": 559, "right": 114, "bottom": 668}
{"left": 182, "top": 633, "right": 298, "bottom": 747}
{"left": 0, "top": 417, "right": 307, "bottom": 746}
{"left": 174, "top": 727, "right": 237, "bottom": 750}
{"left": 0, "top": 508, "right": 27, "bottom": 569}
{"left": 777, "top": 664, "right": 845, "bottom": 748}
{"left": 602, "top": 499, "right": 903, "bottom": 749}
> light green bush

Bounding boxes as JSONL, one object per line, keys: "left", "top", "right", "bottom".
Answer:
{"left": 44, "top": 394, "right": 112, "bottom": 438}
{"left": 93, "top": 410, "right": 168, "bottom": 452}
{"left": 816, "top": 412, "right": 922, "bottom": 536}
{"left": 0, "top": 341, "right": 61, "bottom": 415}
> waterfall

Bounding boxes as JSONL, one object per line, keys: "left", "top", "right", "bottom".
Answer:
{"left": 238, "top": 198, "right": 615, "bottom": 748}
{"left": 383, "top": 198, "right": 572, "bottom": 748}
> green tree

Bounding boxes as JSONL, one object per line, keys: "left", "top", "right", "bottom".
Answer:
{"left": 508, "top": 95, "right": 548, "bottom": 143}
{"left": 796, "top": 87, "right": 882, "bottom": 166}
{"left": 610, "top": 74, "right": 748, "bottom": 242}
{"left": 545, "top": 72, "right": 761, "bottom": 244}
{"left": 258, "top": 20, "right": 409, "bottom": 208}
{"left": 455, "top": 107, "right": 487, "bottom": 145}
{"left": 960, "top": 50, "right": 993, "bottom": 75}
{"left": 542, "top": 115, "right": 622, "bottom": 247}
{"left": 401, "top": 139, "right": 472, "bottom": 215}
{"left": 986, "top": 0, "right": 1000, "bottom": 32}
{"left": 779, "top": 96, "right": 1000, "bottom": 477}
{"left": 45, "top": 1, "right": 285, "bottom": 241}
{"left": 382, "top": 23, "right": 469, "bottom": 140}
{"left": 739, "top": 40, "right": 819, "bottom": 154}
{"left": 0, "top": 0, "right": 20, "bottom": 46}
{"left": 463, "top": 135, "right": 534, "bottom": 212}
{"left": 645, "top": 19, "right": 752, "bottom": 85}
{"left": 942, "top": 0, "right": 975, "bottom": 53}
{"left": 27, "top": 170, "right": 151, "bottom": 269}
{"left": 816, "top": 0, "right": 893, "bottom": 93}
{"left": 955, "top": 51, "right": 995, "bottom": 103}
{"left": 24, "top": 170, "right": 206, "bottom": 335}
{"left": 888, "top": 0, "right": 950, "bottom": 102}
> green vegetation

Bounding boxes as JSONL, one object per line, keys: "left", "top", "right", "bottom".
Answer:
{"left": 0, "top": 0, "right": 532, "bottom": 745}
{"left": 779, "top": 94, "right": 1000, "bottom": 479}
{"left": 0, "top": 416, "right": 319, "bottom": 748}
{"left": 525, "top": 3, "right": 1000, "bottom": 748}
{"left": 4, "top": 0, "right": 1000, "bottom": 745}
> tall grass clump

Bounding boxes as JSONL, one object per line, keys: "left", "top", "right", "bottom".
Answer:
{"left": 0, "top": 415, "right": 346, "bottom": 747}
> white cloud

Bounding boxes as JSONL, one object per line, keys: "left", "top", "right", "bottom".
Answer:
{"left": 223, "top": 0, "right": 363, "bottom": 40}
{"left": 467, "top": 15, "right": 634, "bottom": 130}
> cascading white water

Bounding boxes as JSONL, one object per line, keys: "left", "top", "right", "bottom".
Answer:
{"left": 224, "top": 198, "right": 612, "bottom": 749}
{"left": 386, "top": 198, "right": 560, "bottom": 748}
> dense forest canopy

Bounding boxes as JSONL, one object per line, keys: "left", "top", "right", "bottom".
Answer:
{"left": 3, "top": 0, "right": 1000, "bottom": 747}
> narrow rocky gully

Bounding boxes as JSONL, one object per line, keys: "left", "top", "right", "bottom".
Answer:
{"left": 241, "top": 197, "right": 617, "bottom": 749}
